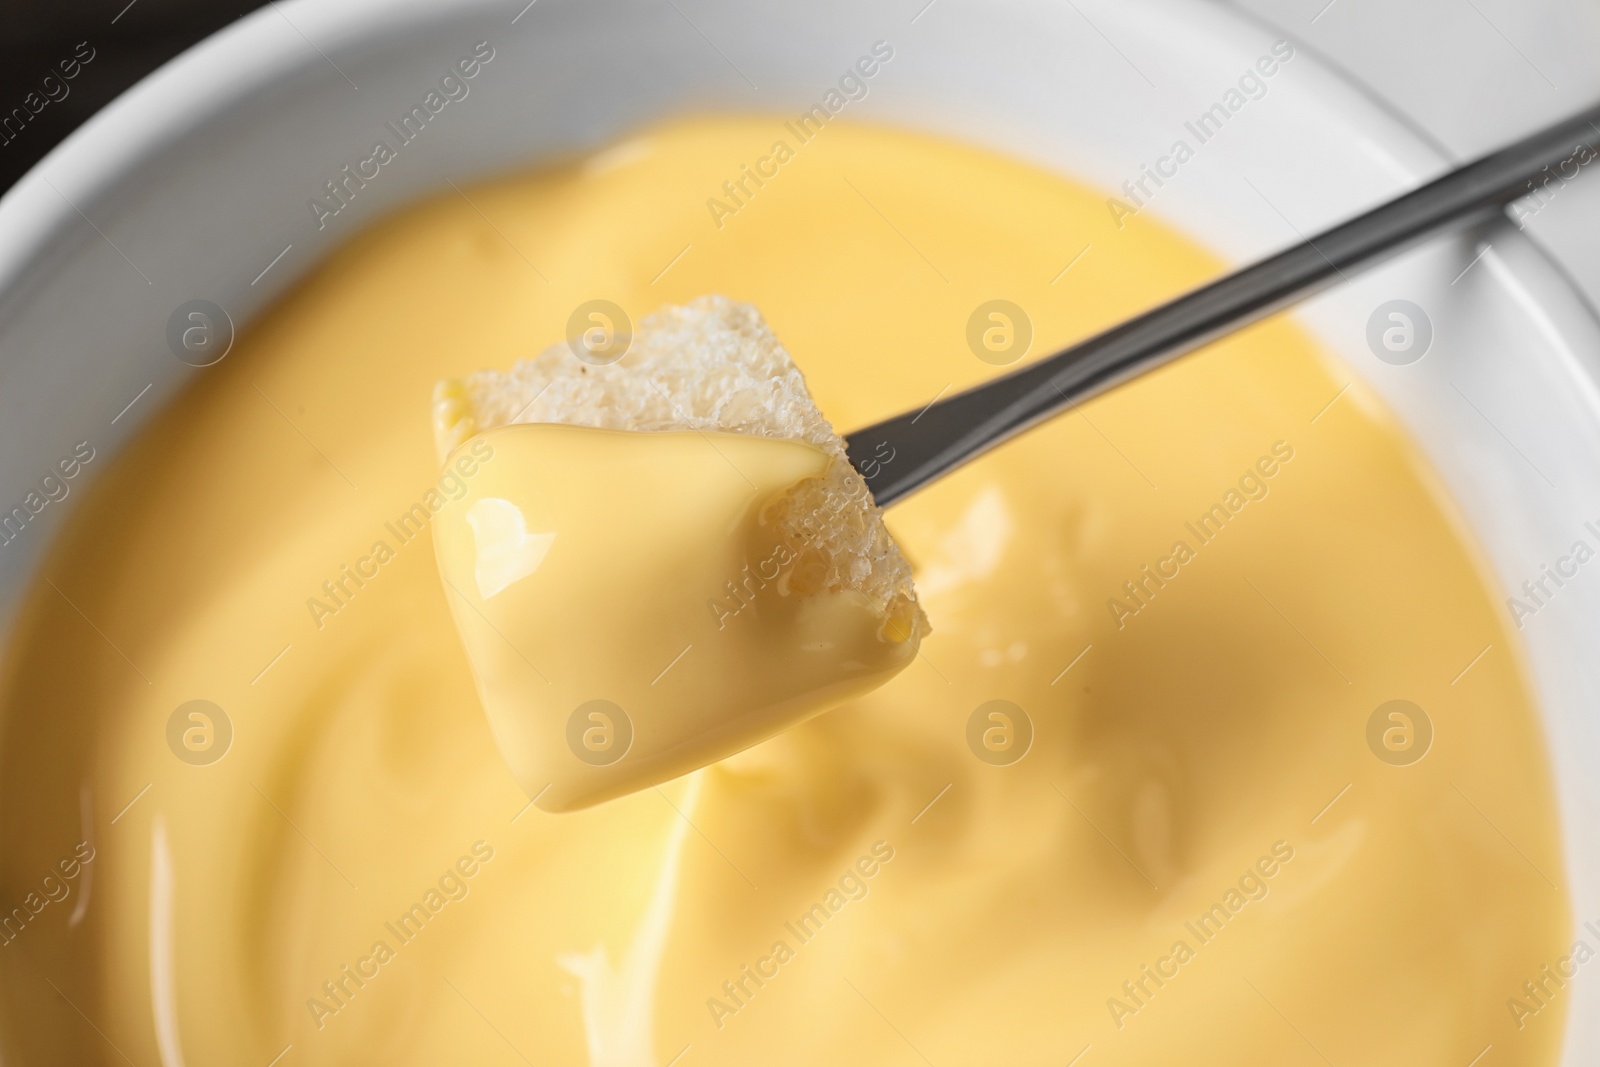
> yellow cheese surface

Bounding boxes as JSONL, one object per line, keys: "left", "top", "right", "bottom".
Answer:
{"left": 0, "top": 117, "right": 1569, "bottom": 1065}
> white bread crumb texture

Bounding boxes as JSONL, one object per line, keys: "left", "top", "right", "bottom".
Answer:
{"left": 433, "top": 295, "right": 925, "bottom": 637}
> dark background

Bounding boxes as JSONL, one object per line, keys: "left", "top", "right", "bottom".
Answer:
{"left": 0, "top": 0, "right": 270, "bottom": 193}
